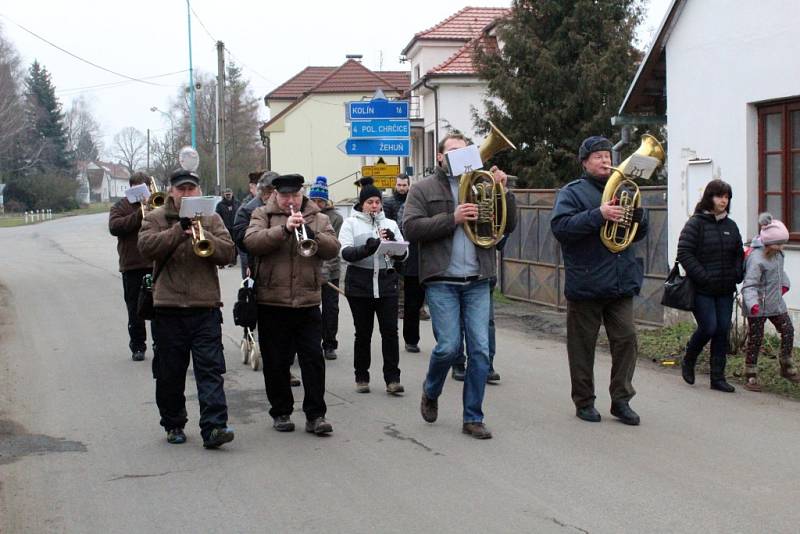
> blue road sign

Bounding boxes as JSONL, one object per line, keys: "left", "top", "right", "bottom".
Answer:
{"left": 339, "top": 138, "right": 410, "bottom": 157}
{"left": 347, "top": 100, "right": 409, "bottom": 121}
{"left": 350, "top": 119, "right": 410, "bottom": 138}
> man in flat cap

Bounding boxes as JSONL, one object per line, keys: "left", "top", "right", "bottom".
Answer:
{"left": 215, "top": 187, "right": 240, "bottom": 268}
{"left": 244, "top": 174, "right": 341, "bottom": 435}
{"left": 550, "top": 135, "right": 647, "bottom": 426}
{"left": 138, "top": 167, "right": 237, "bottom": 448}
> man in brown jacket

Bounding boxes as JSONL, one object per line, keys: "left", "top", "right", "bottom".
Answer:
{"left": 108, "top": 171, "right": 152, "bottom": 362}
{"left": 244, "top": 174, "right": 340, "bottom": 435}
{"left": 138, "top": 168, "right": 237, "bottom": 449}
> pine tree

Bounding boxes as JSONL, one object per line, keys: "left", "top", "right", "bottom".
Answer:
{"left": 474, "top": 0, "right": 644, "bottom": 187}
{"left": 224, "top": 61, "right": 261, "bottom": 196}
{"left": 24, "top": 61, "right": 73, "bottom": 174}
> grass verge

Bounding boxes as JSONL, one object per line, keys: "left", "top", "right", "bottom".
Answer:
{"left": 0, "top": 203, "right": 111, "bottom": 228}
{"left": 639, "top": 321, "right": 800, "bottom": 400}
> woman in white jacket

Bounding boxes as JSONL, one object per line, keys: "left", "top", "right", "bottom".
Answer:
{"left": 340, "top": 178, "right": 408, "bottom": 395}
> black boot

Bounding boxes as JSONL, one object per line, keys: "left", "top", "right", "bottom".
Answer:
{"left": 709, "top": 352, "right": 735, "bottom": 393}
{"left": 681, "top": 349, "right": 698, "bottom": 385}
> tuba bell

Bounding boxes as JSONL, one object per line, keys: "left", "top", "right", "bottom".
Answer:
{"left": 457, "top": 121, "right": 516, "bottom": 249}
{"left": 599, "top": 134, "right": 665, "bottom": 253}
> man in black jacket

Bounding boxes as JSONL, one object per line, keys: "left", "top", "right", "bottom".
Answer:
{"left": 215, "top": 188, "right": 239, "bottom": 267}
{"left": 550, "top": 136, "right": 647, "bottom": 426}
{"left": 382, "top": 173, "right": 409, "bottom": 223}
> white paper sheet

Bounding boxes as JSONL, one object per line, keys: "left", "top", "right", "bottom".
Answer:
{"left": 375, "top": 240, "right": 409, "bottom": 256}
{"left": 179, "top": 196, "right": 221, "bottom": 218}
{"left": 445, "top": 144, "right": 483, "bottom": 176}
{"left": 125, "top": 183, "right": 150, "bottom": 204}
{"left": 623, "top": 154, "right": 661, "bottom": 180}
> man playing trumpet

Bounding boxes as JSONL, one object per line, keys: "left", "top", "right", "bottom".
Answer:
{"left": 244, "top": 174, "right": 340, "bottom": 436}
{"left": 138, "top": 164, "right": 237, "bottom": 448}
{"left": 109, "top": 171, "right": 153, "bottom": 362}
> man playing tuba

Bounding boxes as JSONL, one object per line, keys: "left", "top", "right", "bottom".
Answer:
{"left": 550, "top": 136, "right": 648, "bottom": 426}
{"left": 403, "top": 132, "right": 516, "bottom": 440}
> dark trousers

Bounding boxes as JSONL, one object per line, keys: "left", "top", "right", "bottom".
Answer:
{"left": 321, "top": 279, "right": 340, "bottom": 350}
{"left": 566, "top": 297, "right": 637, "bottom": 408}
{"left": 122, "top": 268, "right": 152, "bottom": 353}
{"left": 257, "top": 305, "right": 326, "bottom": 421}
{"left": 746, "top": 313, "right": 794, "bottom": 369}
{"left": 686, "top": 293, "right": 734, "bottom": 380}
{"left": 347, "top": 296, "right": 401, "bottom": 384}
{"left": 402, "top": 275, "right": 426, "bottom": 345}
{"left": 151, "top": 308, "right": 228, "bottom": 440}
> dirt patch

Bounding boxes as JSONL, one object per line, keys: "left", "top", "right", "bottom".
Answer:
{"left": 494, "top": 299, "right": 569, "bottom": 341}
{"left": 0, "top": 418, "right": 87, "bottom": 465}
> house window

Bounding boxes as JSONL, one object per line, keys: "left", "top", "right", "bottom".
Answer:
{"left": 758, "top": 98, "right": 800, "bottom": 238}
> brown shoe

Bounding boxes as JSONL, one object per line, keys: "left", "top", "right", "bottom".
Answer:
{"left": 780, "top": 362, "right": 800, "bottom": 383}
{"left": 420, "top": 390, "right": 437, "bottom": 422}
{"left": 386, "top": 382, "right": 405, "bottom": 395}
{"left": 462, "top": 422, "right": 492, "bottom": 439}
{"left": 743, "top": 377, "right": 762, "bottom": 392}
{"left": 355, "top": 382, "right": 370, "bottom": 393}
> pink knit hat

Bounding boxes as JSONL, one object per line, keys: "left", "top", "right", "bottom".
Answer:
{"left": 758, "top": 212, "right": 789, "bottom": 245}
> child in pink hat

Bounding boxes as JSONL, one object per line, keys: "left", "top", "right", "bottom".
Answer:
{"left": 741, "top": 213, "right": 798, "bottom": 391}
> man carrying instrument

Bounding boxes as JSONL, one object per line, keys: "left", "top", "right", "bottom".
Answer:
{"left": 403, "top": 132, "right": 515, "bottom": 440}
{"left": 550, "top": 136, "right": 648, "bottom": 426}
{"left": 244, "top": 174, "right": 340, "bottom": 436}
{"left": 109, "top": 171, "right": 152, "bottom": 362}
{"left": 138, "top": 167, "right": 237, "bottom": 448}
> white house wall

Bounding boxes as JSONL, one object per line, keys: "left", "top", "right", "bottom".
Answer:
{"left": 268, "top": 92, "right": 403, "bottom": 202}
{"left": 665, "top": 0, "right": 800, "bottom": 318}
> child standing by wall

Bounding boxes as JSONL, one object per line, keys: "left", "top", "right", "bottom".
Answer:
{"left": 742, "top": 213, "right": 799, "bottom": 391}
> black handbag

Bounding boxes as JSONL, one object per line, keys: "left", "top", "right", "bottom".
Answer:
{"left": 661, "top": 261, "right": 695, "bottom": 311}
{"left": 137, "top": 246, "right": 178, "bottom": 320}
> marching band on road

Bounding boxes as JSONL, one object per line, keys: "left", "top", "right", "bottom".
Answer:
{"left": 108, "top": 128, "right": 800, "bottom": 449}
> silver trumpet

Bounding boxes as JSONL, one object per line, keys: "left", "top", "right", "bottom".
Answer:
{"left": 289, "top": 204, "right": 318, "bottom": 257}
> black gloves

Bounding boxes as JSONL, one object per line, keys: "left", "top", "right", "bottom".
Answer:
{"left": 632, "top": 207, "right": 645, "bottom": 224}
{"left": 382, "top": 229, "right": 396, "bottom": 241}
{"left": 179, "top": 217, "right": 192, "bottom": 231}
{"left": 304, "top": 225, "right": 316, "bottom": 240}
{"left": 365, "top": 237, "right": 380, "bottom": 254}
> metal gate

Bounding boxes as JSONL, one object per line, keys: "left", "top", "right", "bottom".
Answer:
{"left": 500, "top": 186, "right": 669, "bottom": 325}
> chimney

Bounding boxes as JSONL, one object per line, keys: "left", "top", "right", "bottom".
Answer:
{"left": 345, "top": 54, "right": 363, "bottom": 62}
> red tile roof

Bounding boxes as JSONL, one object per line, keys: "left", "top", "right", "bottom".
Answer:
{"left": 310, "top": 60, "right": 408, "bottom": 94}
{"left": 266, "top": 66, "right": 337, "bottom": 100}
{"left": 428, "top": 35, "right": 498, "bottom": 75}
{"left": 402, "top": 6, "right": 509, "bottom": 55}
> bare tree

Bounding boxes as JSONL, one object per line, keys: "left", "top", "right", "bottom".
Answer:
{"left": 0, "top": 24, "right": 28, "bottom": 179}
{"left": 150, "top": 132, "right": 178, "bottom": 187}
{"left": 65, "top": 95, "right": 102, "bottom": 162}
{"left": 112, "top": 126, "right": 146, "bottom": 173}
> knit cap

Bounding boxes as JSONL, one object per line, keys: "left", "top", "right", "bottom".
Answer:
{"left": 357, "top": 176, "right": 382, "bottom": 207}
{"left": 309, "top": 176, "right": 329, "bottom": 201}
{"left": 758, "top": 212, "right": 789, "bottom": 245}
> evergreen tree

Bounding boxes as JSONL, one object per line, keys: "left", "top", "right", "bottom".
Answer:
{"left": 474, "top": 0, "right": 644, "bottom": 187}
{"left": 24, "top": 60, "right": 73, "bottom": 174}
{"left": 224, "top": 61, "right": 262, "bottom": 196}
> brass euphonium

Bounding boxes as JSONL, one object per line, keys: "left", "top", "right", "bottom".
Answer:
{"left": 457, "top": 121, "right": 516, "bottom": 248}
{"left": 191, "top": 216, "right": 214, "bottom": 258}
{"left": 599, "top": 134, "right": 665, "bottom": 253}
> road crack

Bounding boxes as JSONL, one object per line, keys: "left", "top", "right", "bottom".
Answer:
{"left": 382, "top": 422, "right": 443, "bottom": 456}
{"left": 107, "top": 469, "right": 192, "bottom": 482}
{"left": 549, "top": 516, "right": 590, "bottom": 533}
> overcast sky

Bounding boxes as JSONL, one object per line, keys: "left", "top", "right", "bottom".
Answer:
{"left": 0, "top": 0, "right": 671, "bottom": 156}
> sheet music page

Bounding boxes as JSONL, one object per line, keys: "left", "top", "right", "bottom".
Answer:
{"left": 375, "top": 240, "right": 409, "bottom": 256}
{"left": 179, "top": 196, "right": 221, "bottom": 218}
{"left": 125, "top": 183, "right": 150, "bottom": 203}
{"left": 624, "top": 154, "right": 660, "bottom": 180}
{"left": 445, "top": 145, "right": 483, "bottom": 176}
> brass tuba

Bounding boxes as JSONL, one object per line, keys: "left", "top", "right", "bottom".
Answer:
{"left": 599, "top": 134, "right": 665, "bottom": 253}
{"left": 457, "top": 122, "right": 516, "bottom": 248}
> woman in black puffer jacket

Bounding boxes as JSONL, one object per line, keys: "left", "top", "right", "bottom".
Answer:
{"left": 676, "top": 179, "right": 744, "bottom": 392}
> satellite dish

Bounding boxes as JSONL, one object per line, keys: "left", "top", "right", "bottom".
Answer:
{"left": 178, "top": 146, "right": 199, "bottom": 173}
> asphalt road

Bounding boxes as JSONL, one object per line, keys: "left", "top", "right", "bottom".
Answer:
{"left": 1, "top": 213, "right": 799, "bottom": 534}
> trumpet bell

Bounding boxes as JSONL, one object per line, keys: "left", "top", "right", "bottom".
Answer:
{"left": 149, "top": 192, "right": 166, "bottom": 209}
{"left": 297, "top": 239, "right": 318, "bottom": 258}
{"left": 193, "top": 239, "right": 214, "bottom": 258}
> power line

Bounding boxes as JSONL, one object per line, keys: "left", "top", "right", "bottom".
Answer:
{"left": 0, "top": 13, "right": 175, "bottom": 87}
{"left": 57, "top": 70, "right": 188, "bottom": 94}
{"left": 188, "top": 4, "right": 218, "bottom": 44}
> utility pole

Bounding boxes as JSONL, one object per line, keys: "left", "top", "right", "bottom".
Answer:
{"left": 187, "top": 0, "right": 197, "bottom": 148}
{"left": 146, "top": 128, "right": 150, "bottom": 172}
{"left": 216, "top": 40, "right": 227, "bottom": 191}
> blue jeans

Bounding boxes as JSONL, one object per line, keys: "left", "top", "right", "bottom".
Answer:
{"left": 454, "top": 281, "right": 495, "bottom": 367}
{"left": 424, "top": 279, "right": 491, "bottom": 423}
{"left": 687, "top": 293, "right": 734, "bottom": 370}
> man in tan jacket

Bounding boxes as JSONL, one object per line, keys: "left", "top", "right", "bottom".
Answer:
{"left": 244, "top": 174, "right": 340, "bottom": 435}
{"left": 138, "top": 168, "right": 237, "bottom": 449}
{"left": 109, "top": 171, "right": 152, "bottom": 362}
